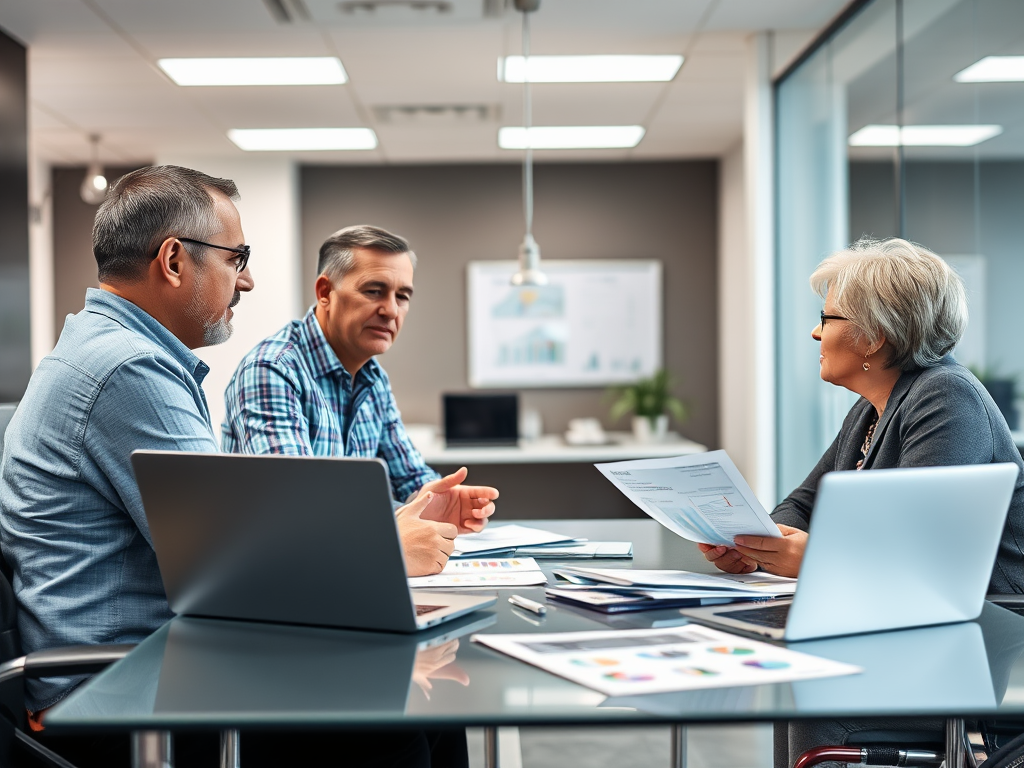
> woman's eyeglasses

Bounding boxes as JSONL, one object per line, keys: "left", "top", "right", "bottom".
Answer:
{"left": 819, "top": 310, "right": 849, "bottom": 328}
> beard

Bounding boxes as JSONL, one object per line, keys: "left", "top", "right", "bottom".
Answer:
{"left": 186, "top": 276, "right": 240, "bottom": 347}
{"left": 202, "top": 290, "right": 241, "bottom": 346}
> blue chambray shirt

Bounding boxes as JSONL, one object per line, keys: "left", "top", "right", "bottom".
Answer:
{"left": 221, "top": 307, "right": 439, "bottom": 501}
{"left": 0, "top": 289, "right": 219, "bottom": 710}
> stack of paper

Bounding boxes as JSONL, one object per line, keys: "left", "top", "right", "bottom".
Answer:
{"left": 514, "top": 541, "right": 633, "bottom": 559}
{"left": 453, "top": 524, "right": 632, "bottom": 560}
{"left": 547, "top": 567, "right": 796, "bottom": 613}
{"left": 452, "top": 524, "right": 576, "bottom": 557}
{"left": 409, "top": 557, "right": 547, "bottom": 589}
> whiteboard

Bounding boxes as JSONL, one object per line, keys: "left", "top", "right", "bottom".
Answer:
{"left": 467, "top": 260, "right": 662, "bottom": 388}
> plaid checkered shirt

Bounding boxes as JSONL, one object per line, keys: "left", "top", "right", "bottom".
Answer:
{"left": 221, "top": 307, "right": 439, "bottom": 501}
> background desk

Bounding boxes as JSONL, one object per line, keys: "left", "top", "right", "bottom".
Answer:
{"left": 419, "top": 435, "right": 707, "bottom": 520}
{"left": 48, "top": 520, "right": 1024, "bottom": 750}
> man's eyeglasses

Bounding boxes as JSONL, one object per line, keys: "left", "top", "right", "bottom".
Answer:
{"left": 171, "top": 237, "right": 251, "bottom": 273}
{"left": 820, "top": 310, "right": 850, "bottom": 328}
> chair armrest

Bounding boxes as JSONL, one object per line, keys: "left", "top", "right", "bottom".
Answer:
{"left": 0, "top": 644, "right": 136, "bottom": 685}
{"left": 23, "top": 644, "right": 136, "bottom": 678}
{"left": 987, "top": 594, "right": 1024, "bottom": 610}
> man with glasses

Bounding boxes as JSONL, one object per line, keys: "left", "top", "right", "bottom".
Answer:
{"left": 0, "top": 165, "right": 254, "bottom": 724}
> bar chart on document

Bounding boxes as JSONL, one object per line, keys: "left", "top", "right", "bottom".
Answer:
{"left": 467, "top": 260, "right": 661, "bottom": 387}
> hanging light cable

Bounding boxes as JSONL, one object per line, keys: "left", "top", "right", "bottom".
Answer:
{"left": 510, "top": 0, "right": 547, "bottom": 287}
{"left": 80, "top": 134, "right": 108, "bottom": 205}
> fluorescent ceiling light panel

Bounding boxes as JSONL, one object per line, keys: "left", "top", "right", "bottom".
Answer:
{"left": 848, "top": 124, "right": 1002, "bottom": 147}
{"left": 498, "top": 126, "right": 645, "bottom": 149}
{"left": 954, "top": 56, "right": 1024, "bottom": 82}
{"left": 499, "top": 55, "right": 683, "bottom": 83}
{"left": 159, "top": 57, "right": 347, "bottom": 86}
{"left": 228, "top": 128, "right": 377, "bottom": 151}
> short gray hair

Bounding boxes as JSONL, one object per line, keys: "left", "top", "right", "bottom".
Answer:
{"left": 810, "top": 237, "right": 967, "bottom": 372}
{"left": 93, "top": 165, "right": 239, "bottom": 282}
{"left": 317, "top": 224, "right": 417, "bottom": 281}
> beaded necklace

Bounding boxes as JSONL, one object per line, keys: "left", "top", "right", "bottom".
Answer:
{"left": 856, "top": 416, "right": 878, "bottom": 470}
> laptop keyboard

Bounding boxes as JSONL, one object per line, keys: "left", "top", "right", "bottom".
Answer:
{"left": 416, "top": 604, "right": 444, "bottom": 616}
{"left": 713, "top": 603, "right": 791, "bottom": 629}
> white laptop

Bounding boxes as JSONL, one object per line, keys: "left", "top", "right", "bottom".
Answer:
{"left": 131, "top": 451, "right": 496, "bottom": 632}
{"left": 680, "top": 463, "right": 1019, "bottom": 641}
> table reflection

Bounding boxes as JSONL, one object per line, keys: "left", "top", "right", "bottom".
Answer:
{"left": 149, "top": 612, "right": 495, "bottom": 718}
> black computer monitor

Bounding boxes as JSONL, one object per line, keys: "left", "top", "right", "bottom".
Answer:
{"left": 443, "top": 393, "right": 519, "bottom": 447}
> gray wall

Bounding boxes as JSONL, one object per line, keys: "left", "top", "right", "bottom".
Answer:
{"left": 0, "top": 25, "right": 29, "bottom": 401}
{"left": 300, "top": 162, "right": 720, "bottom": 449}
{"left": 850, "top": 159, "right": 1024, "bottom": 383}
{"left": 51, "top": 165, "right": 142, "bottom": 342}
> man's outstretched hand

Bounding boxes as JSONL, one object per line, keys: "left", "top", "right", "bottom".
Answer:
{"left": 415, "top": 467, "right": 498, "bottom": 534}
{"left": 396, "top": 492, "right": 458, "bottom": 576}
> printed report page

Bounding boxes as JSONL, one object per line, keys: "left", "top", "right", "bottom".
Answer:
{"left": 595, "top": 450, "right": 781, "bottom": 547}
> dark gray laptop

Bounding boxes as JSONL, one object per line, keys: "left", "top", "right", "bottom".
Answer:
{"left": 131, "top": 451, "right": 495, "bottom": 632}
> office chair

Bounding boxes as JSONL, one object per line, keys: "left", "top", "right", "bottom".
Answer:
{"left": 794, "top": 726, "right": 1024, "bottom": 768}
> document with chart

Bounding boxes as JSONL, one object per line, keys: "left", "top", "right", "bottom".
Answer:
{"left": 473, "top": 626, "right": 860, "bottom": 697}
{"left": 595, "top": 450, "right": 781, "bottom": 547}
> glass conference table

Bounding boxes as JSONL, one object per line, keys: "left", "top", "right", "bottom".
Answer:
{"left": 46, "top": 520, "right": 1024, "bottom": 768}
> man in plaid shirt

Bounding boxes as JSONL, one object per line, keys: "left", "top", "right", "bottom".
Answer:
{"left": 222, "top": 225, "right": 497, "bottom": 578}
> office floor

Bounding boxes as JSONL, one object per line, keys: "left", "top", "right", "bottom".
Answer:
{"left": 466, "top": 724, "right": 774, "bottom": 768}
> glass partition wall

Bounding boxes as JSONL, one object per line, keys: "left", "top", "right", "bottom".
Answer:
{"left": 775, "top": 0, "right": 1024, "bottom": 498}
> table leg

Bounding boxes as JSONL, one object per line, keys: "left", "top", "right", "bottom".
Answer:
{"left": 131, "top": 730, "right": 173, "bottom": 768}
{"left": 220, "top": 729, "right": 240, "bottom": 768}
{"left": 671, "top": 724, "right": 686, "bottom": 768}
{"left": 946, "top": 718, "right": 965, "bottom": 768}
{"left": 484, "top": 726, "right": 499, "bottom": 768}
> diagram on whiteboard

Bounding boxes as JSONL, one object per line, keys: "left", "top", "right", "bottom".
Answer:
{"left": 468, "top": 261, "right": 662, "bottom": 388}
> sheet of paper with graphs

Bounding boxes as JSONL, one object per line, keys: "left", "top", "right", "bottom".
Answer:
{"left": 595, "top": 450, "right": 781, "bottom": 547}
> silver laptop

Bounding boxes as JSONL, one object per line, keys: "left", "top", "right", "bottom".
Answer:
{"left": 131, "top": 451, "right": 496, "bottom": 632}
{"left": 680, "top": 463, "right": 1019, "bottom": 641}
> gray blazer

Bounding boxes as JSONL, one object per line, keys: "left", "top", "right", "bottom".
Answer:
{"left": 772, "top": 356, "right": 1024, "bottom": 594}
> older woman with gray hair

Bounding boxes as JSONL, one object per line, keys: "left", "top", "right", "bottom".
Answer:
{"left": 701, "top": 237, "right": 1024, "bottom": 590}
{"left": 703, "top": 237, "right": 1024, "bottom": 768}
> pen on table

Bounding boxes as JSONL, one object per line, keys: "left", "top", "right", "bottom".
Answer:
{"left": 509, "top": 594, "right": 547, "bottom": 616}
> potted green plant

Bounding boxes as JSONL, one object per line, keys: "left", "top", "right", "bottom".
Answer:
{"left": 608, "top": 369, "right": 688, "bottom": 443}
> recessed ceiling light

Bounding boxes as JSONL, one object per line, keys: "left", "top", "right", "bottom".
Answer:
{"left": 159, "top": 57, "right": 347, "bottom": 86}
{"left": 498, "top": 55, "right": 683, "bottom": 83}
{"left": 227, "top": 128, "right": 377, "bottom": 151}
{"left": 498, "top": 126, "right": 645, "bottom": 150}
{"left": 848, "top": 124, "right": 1002, "bottom": 147}
{"left": 954, "top": 56, "right": 1024, "bottom": 82}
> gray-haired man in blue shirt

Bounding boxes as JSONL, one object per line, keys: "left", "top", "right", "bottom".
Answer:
{"left": 0, "top": 165, "right": 255, "bottom": 714}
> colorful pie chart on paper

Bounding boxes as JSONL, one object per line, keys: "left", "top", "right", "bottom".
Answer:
{"left": 604, "top": 671, "right": 656, "bottom": 682}
{"left": 708, "top": 646, "right": 756, "bottom": 656}
{"left": 570, "top": 657, "right": 619, "bottom": 667}
{"left": 676, "top": 667, "right": 719, "bottom": 677}
{"left": 743, "top": 659, "right": 791, "bottom": 670}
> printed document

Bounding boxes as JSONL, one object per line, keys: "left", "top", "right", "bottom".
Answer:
{"left": 473, "top": 625, "right": 860, "bottom": 696}
{"left": 409, "top": 557, "right": 547, "bottom": 588}
{"left": 555, "top": 568, "right": 796, "bottom": 597}
{"left": 595, "top": 450, "right": 780, "bottom": 546}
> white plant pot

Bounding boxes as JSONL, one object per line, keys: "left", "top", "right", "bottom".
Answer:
{"left": 632, "top": 414, "right": 669, "bottom": 443}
